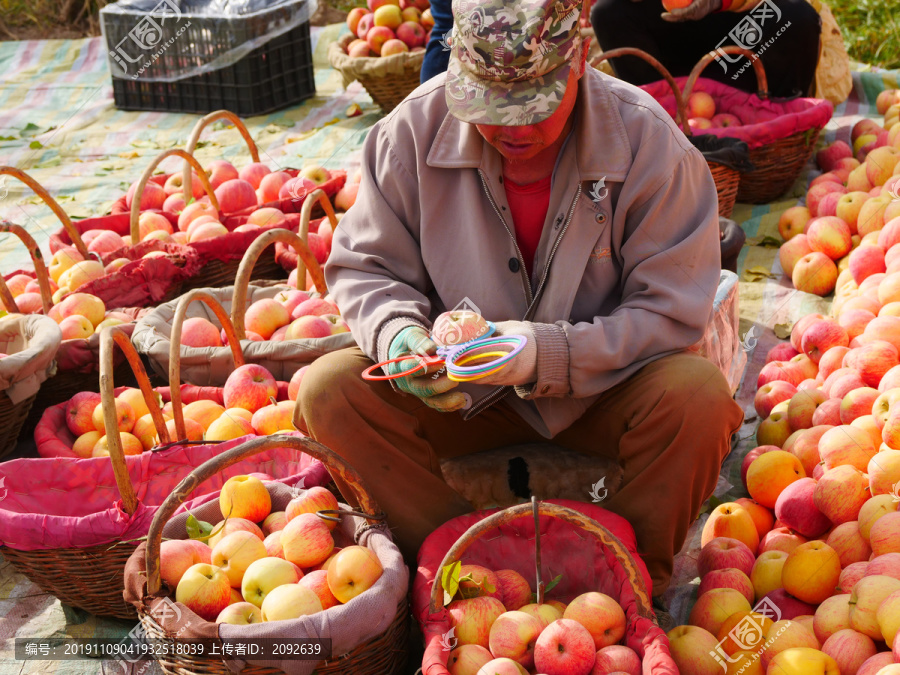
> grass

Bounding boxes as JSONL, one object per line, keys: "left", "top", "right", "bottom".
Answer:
{"left": 827, "top": 0, "right": 900, "bottom": 71}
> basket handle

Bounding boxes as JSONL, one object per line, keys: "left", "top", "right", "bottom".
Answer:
{"left": 0, "top": 166, "right": 91, "bottom": 259}
{"left": 0, "top": 274, "right": 17, "bottom": 314}
{"left": 145, "top": 434, "right": 382, "bottom": 596}
{"left": 129, "top": 149, "right": 219, "bottom": 242}
{"left": 685, "top": 46, "right": 769, "bottom": 102}
{"left": 591, "top": 48, "right": 691, "bottom": 136}
{"left": 426, "top": 501, "right": 655, "bottom": 620}
{"left": 182, "top": 110, "right": 261, "bottom": 202}
{"left": 296, "top": 188, "right": 338, "bottom": 292}
{"left": 99, "top": 326, "right": 171, "bottom": 515}
{"left": 231, "top": 229, "right": 327, "bottom": 339}
{"left": 0, "top": 221, "right": 55, "bottom": 315}
{"left": 168, "top": 289, "right": 246, "bottom": 441}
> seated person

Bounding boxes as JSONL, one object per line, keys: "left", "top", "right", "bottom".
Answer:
{"left": 297, "top": 0, "right": 744, "bottom": 600}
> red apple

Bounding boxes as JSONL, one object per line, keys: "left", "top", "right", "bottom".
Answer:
{"left": 222, "top": 364, "right": 278, "bottom": 413}
{"left": 697, "top": 537, "right": 755, "bottom": 577}
{"left": 774, "top": 477, "right": 831, "bottom": 538}
{"left": 533, "top": 619, "right": 597, "bottom": 675}
{"left": 801, "top": 318, "right": 850, "bottom": 362}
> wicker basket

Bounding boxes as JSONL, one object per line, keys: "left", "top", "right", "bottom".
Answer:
{"left": 329, "top": 33, "right": 424, "bottom": 113}
{"left": 592, "top": 48, "right": 742, "bottom": 218}
{"left": 129, "top": 434, "right": 410, "bottom": 675}
{"left": 683, "top": 48, "right": 825, "bottom": 204}
{"left": 2, "top": 327, "right": 164, "bottom": 618}
{"left": 416, "top": 499, "right": 677, "bottom": 674}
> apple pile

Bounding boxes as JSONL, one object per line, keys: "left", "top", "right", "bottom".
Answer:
{"left": 776, "top": 115, "right": 900, "bottom": 297}
{"left": 124, "top": 159, "right": 335, "bottom": 245}
{"left": 441, "top": 564, "right": 642, "bottom": 675}
{"left": 161, "top": 476, "right": 384, "bottom": 625}
{"left": 61, "top": 363, "right": 307, "bottom": 457}
{"left": 878, "top": 90, "right": 900, "bottom": 132}
{"left": 344, "top": 0, "right": 432, "bottom": 58}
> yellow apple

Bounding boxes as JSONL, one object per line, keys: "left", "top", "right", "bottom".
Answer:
{"left": 701, "top": 502, "right": 760, "bottom": 552}
{"left": 761, "top": 620, "right": 821, "bottom": 670}
{"left": 688, "top": 588, "right": 751, "bottom": 636}
{"left": 216, "top": 601, "right": 262, "bottom": 625}
{"left": 219, "top": 475, "right": 271, "bottom": 522}
{"left": 205, "top": 411, "right": 253, "bottom": 441}
{"left": 766, "top": 647, "right": 839, "bottom": 674}
{"left": 116, "top": 387, "right": 151, "bottom": 421}
{"left": 517, "top": 603, "right": 562, "bottom": 629}
{"left": 175, "top": 563, "right": 231, "bottom": 621}
{"left": 859, "top": 494, "right": 899, "bottom": 543}
{"left": 750, "top": 550, "right": 788, "bottom": 601}
{"left": 782, "top": 541, "right": 841, "bottom": 604}
{"left": 240, "top": 556, "right": 301, "bottom": 608}
{"left": 850, "top": 575, "right": 900, "bottom": 639}
{"left": 325, "top": 545, "right": 383, "bottom": 604}
{"left": 211, "top": 530, "right": 266, "bottom": 588}
{"left": 182, "top": 400, "right": 226, "bottom": 432}
{"left": 260, "top": 583, "right": 322, "bottom": 621}
{"left": 665, "top": 625, "right": 721, "bottom": 675}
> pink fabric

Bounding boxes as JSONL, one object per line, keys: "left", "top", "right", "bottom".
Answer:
{"left": 0, "top": 431, "right": 329, "bottom": 551}
{"left": 34, "top": 384, "right": 290, "bottom": 458}
{"left": 639, "top": 76, "right": 833, "bottom": 149}
{"left": 413, "top": 499, "right": 677, "bottom": 675}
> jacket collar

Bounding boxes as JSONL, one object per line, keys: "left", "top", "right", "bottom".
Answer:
{"left": 427, "top": 68, "right": 632, "bottom": 182}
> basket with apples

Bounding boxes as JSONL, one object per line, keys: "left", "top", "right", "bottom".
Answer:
{"left": 632, "top": 45, "right": 833, "bottom": 203}
{"left": 0, "top": 313, "right": 61, "bottom": 458}
{"left": 132, "top": 226, "right": 355, "bottom": 387}
{"left": 35, "top": 288, "right": 312, "bottom": 459}
{"left": 414, "top": 499, "right": 678, "bottom": 675}
{"left": 776, "top": 116, "right": 900, "bottom": 297}
{"left": 328, "top": 0, "right": 430, "bottom": 113}
{"left": 0, "top": 326, "right": 329, "bottom": 620}
{"left": 123, "top": 434, "right": 410, "bottom": 675}
{"left": 591, "top": 47, "right": 745, "bottom": 219}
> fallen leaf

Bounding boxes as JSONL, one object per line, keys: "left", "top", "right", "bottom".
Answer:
{"left": 118, "top": 151, "right": 140, "bottom": 159}
{"left": 774, "top": 322, "right": 793, "bottom": 339}
{"left": 745, "top": 235, "right": 782, "bottom": 248}
{"left": 742, "top": 266, "right": 778, "bottom": 282}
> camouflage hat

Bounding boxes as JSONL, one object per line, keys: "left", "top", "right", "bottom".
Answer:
{"left": 445, "top": 0, "right": 584, "bottom": 126}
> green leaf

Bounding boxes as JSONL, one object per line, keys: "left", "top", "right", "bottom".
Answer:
{"left": 0, "top": 135, "right": 16, "bottom": 141}
{"left": 440, "top": 561, "right": 462, "bottom": 607}
{"left": 29, "top": 140, "right": 43, "bottom": 149}
{"left": 186, "top": 513, "right": 201, "bottom": 539}
{"left": 20, "top": 122, "right": 39, "bottom": 135}
{"left": 185, "top": 512, "right": 218, "bottom": 542}
{"left": 544, "top": 574, "right": 562, "bottom": 594}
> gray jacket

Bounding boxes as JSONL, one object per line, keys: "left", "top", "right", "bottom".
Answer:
{"left": 325, "top": 67, "right": 721, "bottom": 437}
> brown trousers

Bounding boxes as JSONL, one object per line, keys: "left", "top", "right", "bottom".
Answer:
{"left": 294, "top": 347, "right": 743, "bottom": 595}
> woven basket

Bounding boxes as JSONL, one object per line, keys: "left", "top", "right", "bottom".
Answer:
{"left": 416, "top": 499, "right": 678, "bottom": 674}
{"left": 592, "top": 48, "right": 741, "bottom": 218}
{"left": 130, "top": 434, "right": 410, "bottom": 675}
{"left": 0, "top": 390, "right": 36, "bottom": 458}
{"left": 329, "top": 33, "right": 424, "bottom": 113}
{"left": 683, "top": 48, "right": 824, "bottom": 204}
{"left": 2, "top": 327, "right": 163, "bottom": 618}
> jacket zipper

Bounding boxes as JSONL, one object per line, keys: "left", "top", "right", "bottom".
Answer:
{"left": 464, "top": 180, "right": 583, "bottom": 419}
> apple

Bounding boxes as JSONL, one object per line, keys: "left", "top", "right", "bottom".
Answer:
{"left": 814, "top": 593, "right": 853, "bottom": 642}
{"left": 219, "top": 475, "right": 271, "bottom": 523}
{"left": 125, "top": 180, "right": 166, "bottom": 211}
{"left": 474, "top": 659, "right": 527, "bottom": 675}
{"left": 293, "top": 569, "right": 339, "bottom": 611}
{"left": 287, "top": 365, "right": 309, "bottom": 402}
{"left": 665, "top": 625, "right": 720, "bottom": 675}
{"left": 766, "top": 646, "right": 838, "bottom": 674}
{"left": 687, "top": 91, "right": 715, "bottom": 119}
{"left": 285, "top": 486, "right": 340, "bottom": 530}
{"left": 533, "top": 619, "right": 596, "bottom": 675}
{"left": 871, "top": 511, "right": 900, "bottom": 556}
{"left": 204, "top": 160, "right": 239, "bottom": 190}
{"left": 808, "top": 216, "right": 853, "bottom": 260}
{"left": 589, "top": 645, "right": 640, "bottom": 675}
{"left": 447, "top": 596, "right": 506, "bottom": 649}
{"left": 850, "top": 575, "right": 900, "bottom": 639}
{"left": 298, "top": 165, "right": 330, "bottom": 185}
{"left": 484, "top": 569, "right": 530, "bottom": 612}
{"left": 160, "top": 539, "right": 211, "bottom": 590}
{"left": 347, "top": 6, "right": 369, "bottom": 34}
{"left": 814, "top": 465, "right": 869, "bottom": 524}
{"left": 877, "top": 589, "right": 900, "bottom": 644}
{"left": 826, "top": 521, "right": 872, "bottom": 567}
{"left": 767, "top": 343, "right": 801, "bottom": 363}
{"left": 755, "top": 380, "right": 798, "bottom": 418}
{"left": 782, "top": 541, "right": 842, "bottom": 605}
{"left": 210, "top": 530, "right": 267, "bottom": 588}
{"left": 488, "top": 611, "right": 543, "bottom": 669}
{"left": 448, "top": 645, "right": 494, "bottom": 675}
{"left": 733, "top": 498, "right": 774, "bottom": 539}
{"left": 750, "top": 550, "right": 788, "bottom": 601}
{"left": 818, "top": 424, "right": 877, "bottom": 471}
{"left": 222, "top": 364, "right": 277, "bottom": 413}
{"left": 517, "top": 603, "right": 562, "bottom": 630}
{"left": 746, "top": 450, "right": 806, "bottom": 509}
{"left": 801, "top": 319, "right": 850, "bottom": 362}
{"left": 859, "top": 653, "right": 896, "bottom": 675}
{"left": 785, "top": 389, "right": 827, "bottom": 431}
{"left": 774, "top": 478, "right": 831, "bottom": 538}
{"left": 688, "top": 588, "right": 752, "bottom": 635}
{"left": 65, "top": 391, "right": 102, "bottom": 436}
{"left": 175, "top": 562, "right": 232, "bottom": 621}
{"left": 239, "top": 556, "right": 301, "bottom": 608}
{"left": 757, "top": 360, "right": 805, "bottom": 388}
{"left": 92, "top": 397, "right": 135, "bottom": 435}
{"left": 818, "top": 141, "right": 854, "bottom": 171}
{"left": 701, "top": 502, "right": 760, "bottom": 551}
{"left": 697, "top": 567, "right": 754, "bottom": 604}
{"left": 324, "top": 545, "right": 383, "bottom": 604}
{"left": 279, "top": 512, "right": 334, "bottom": 569}
{"left": 206, "top": 517, "right": 263, "bottom": 549}
{"left": 808, "top": 182, "right": 849, "bottom": 218}
{"left": 562, "top": 592, "right": 625, "bottom": 650}
{"left": 780, "top": 234, "right": 814, "bottom": 277}
{"left": 839, "top": 561, "right": 869, "bottom": 592}
{"left": 259, "top": 582, "right": 322, "bottom": 621}
{"left": 698, "top": 537, "right": 755, "bottom": 577}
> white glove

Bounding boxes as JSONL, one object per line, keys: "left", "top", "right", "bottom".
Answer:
{"left": 470, "top": 321, "right": 537, "bottom": 387}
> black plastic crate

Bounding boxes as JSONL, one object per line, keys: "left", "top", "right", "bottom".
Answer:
{"left": 102, "top": 0, "right": 315, "bottom": 116}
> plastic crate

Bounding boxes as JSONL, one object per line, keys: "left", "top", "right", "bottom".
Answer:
{"left": 101, "top": 0, "right": 315, "bottom": 116}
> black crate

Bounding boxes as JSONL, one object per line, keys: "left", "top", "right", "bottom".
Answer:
{"left": 102, "top": 0, "right": 315, "bottom": 116}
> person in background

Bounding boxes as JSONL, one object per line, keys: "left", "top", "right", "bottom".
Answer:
{"left": 590, "top": 0, "right": 821, "bottom": 98}
{"left": 420, "top": 0, "right": 452, "bottom": 83}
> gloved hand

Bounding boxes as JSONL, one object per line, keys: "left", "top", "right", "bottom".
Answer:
{"left": 467, "top": 321, "right": 538, "bottom": 387}
{"left": 386, "top": 326, "right": 468, "bottom": 413}
{"left": 662, "top": 0, "right": 722, "bottom": 22}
